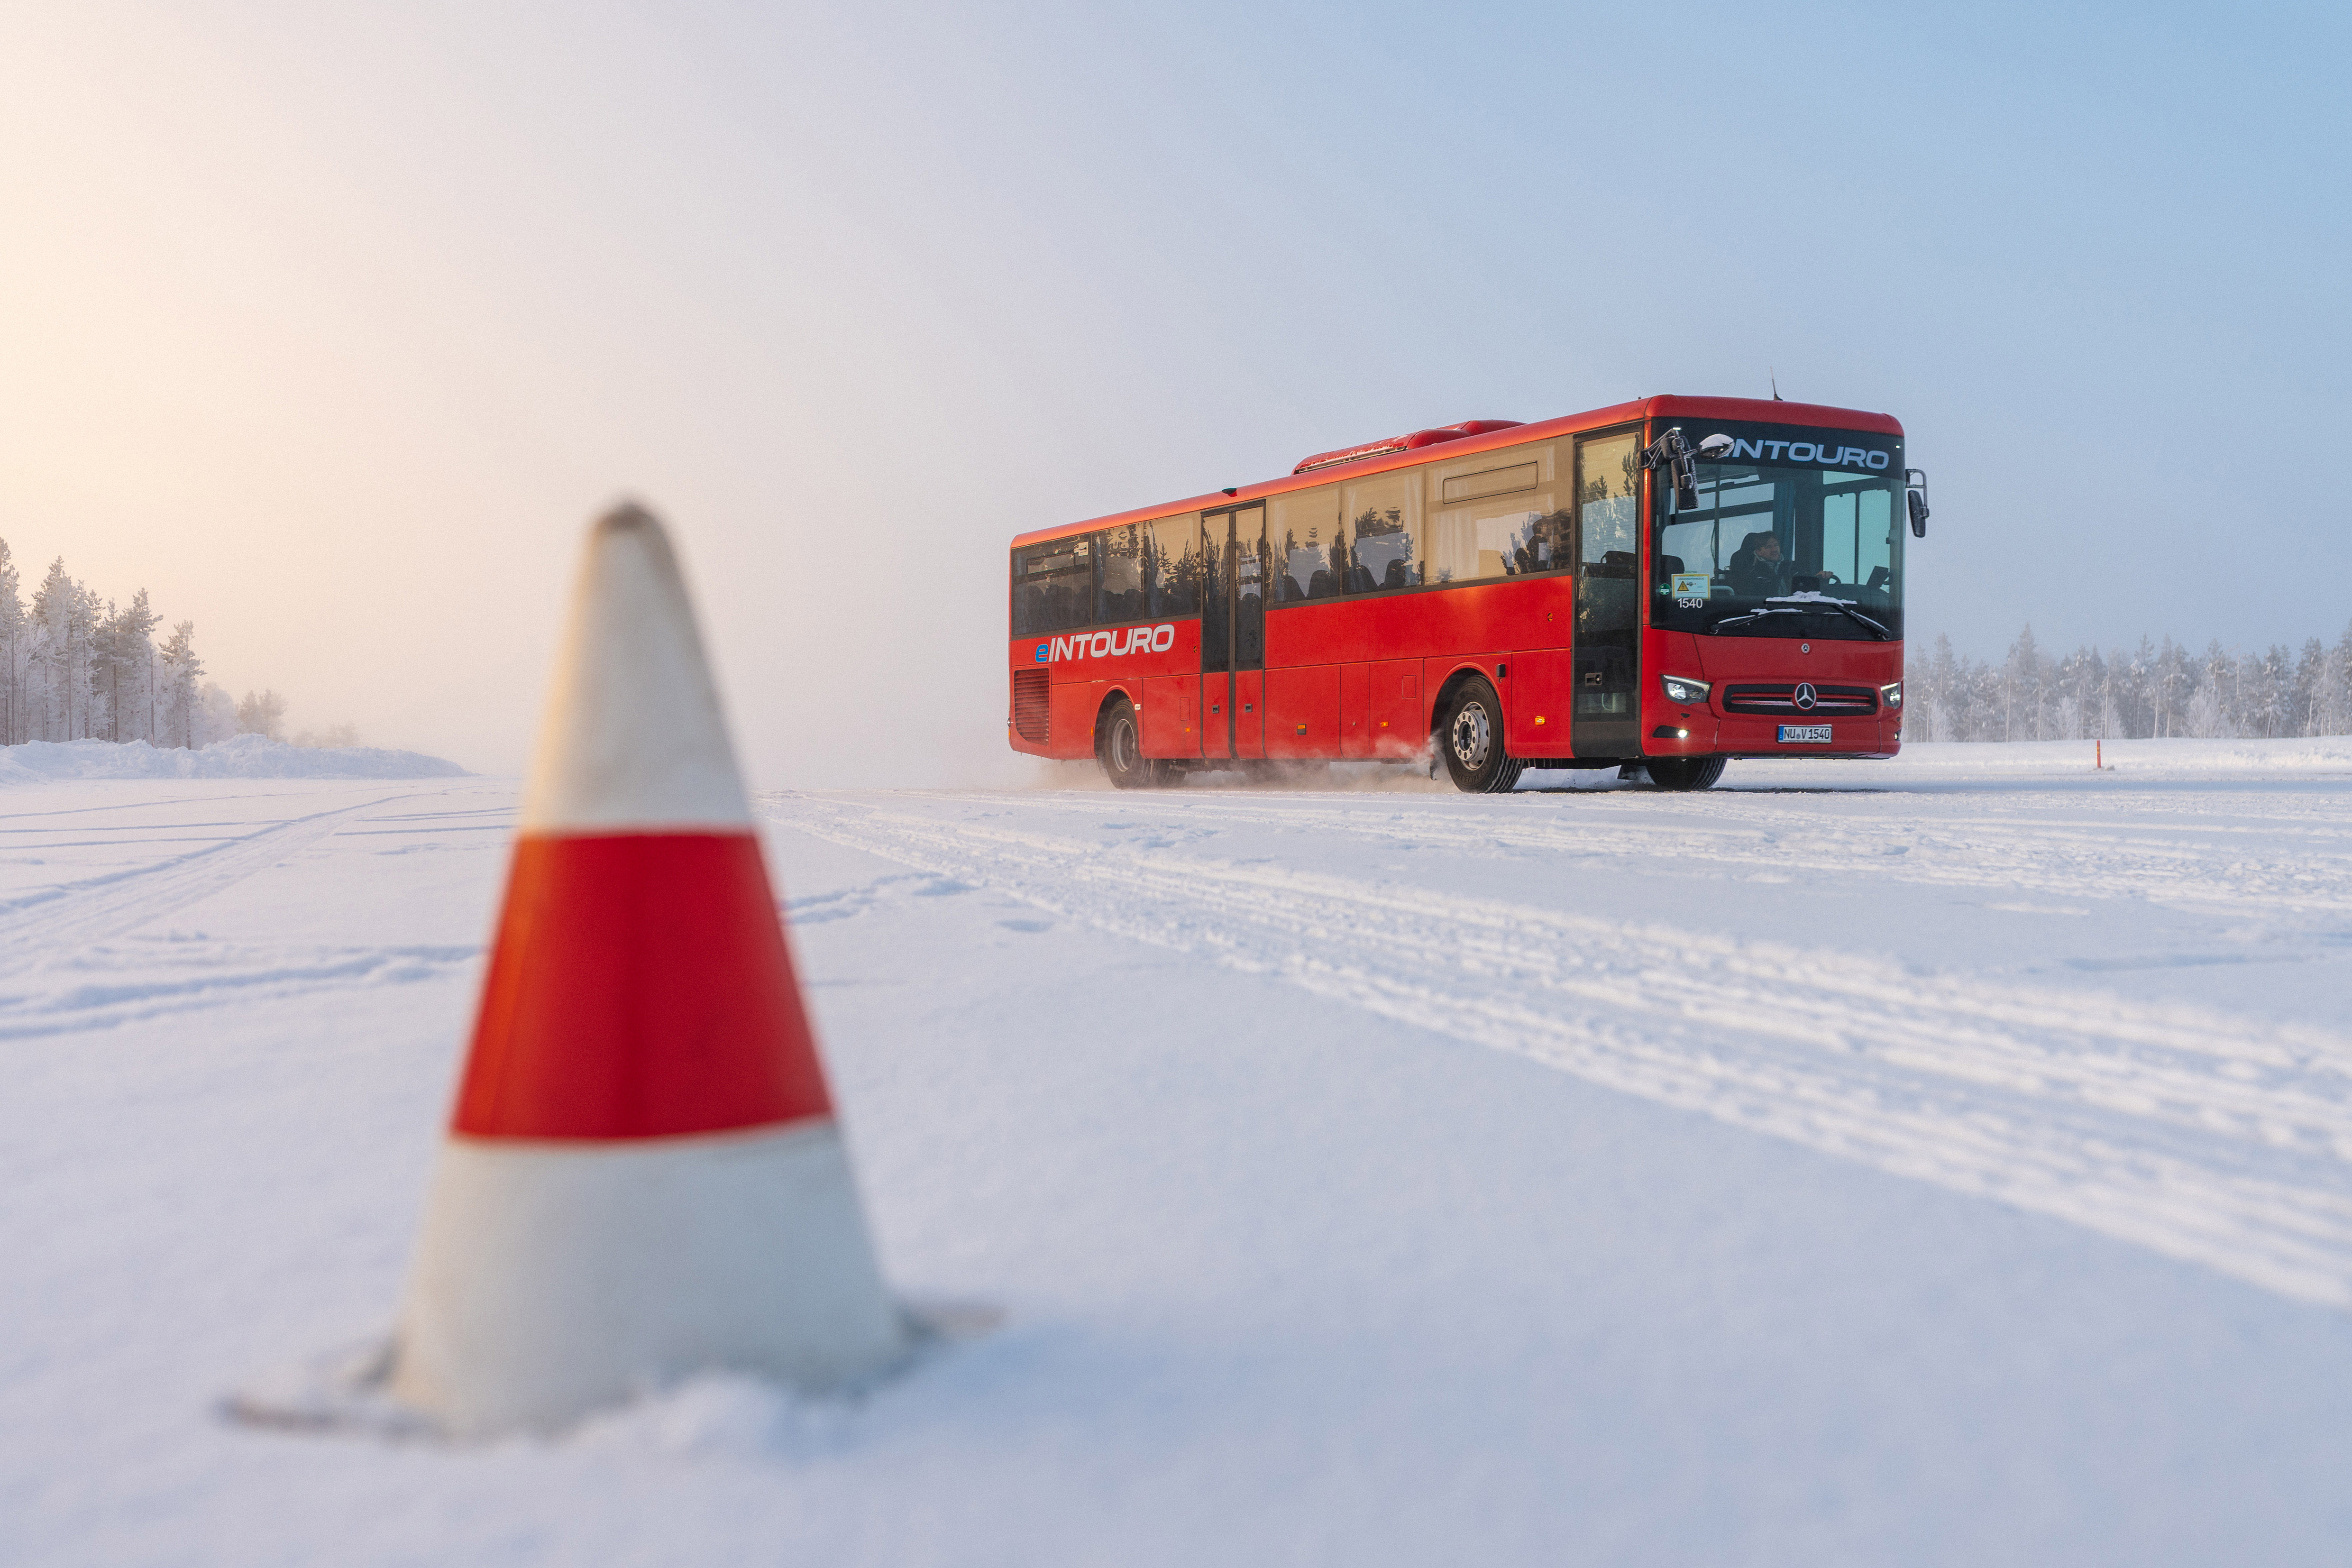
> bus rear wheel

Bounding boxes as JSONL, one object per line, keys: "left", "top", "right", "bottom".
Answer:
{"left": 1644, "top": 755, "right": 1726, "bottom": 791}
{"left": 1096, "top": 697, "right": 1163, "bottom": 789}
{"left": 1439, "top": 677, "right": 1523, "bottom": 794}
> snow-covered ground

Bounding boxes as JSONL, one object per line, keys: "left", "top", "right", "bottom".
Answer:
{"left": 5, "top": 740, "right": 2351, "bottom": 1565}
{"left": 0, "top": 733, "right": 466, "bottom": 785}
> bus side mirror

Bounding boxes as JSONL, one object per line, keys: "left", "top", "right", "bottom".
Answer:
{"left": 1904, "top": 468, "right": 1930, "bottom": 538}
{"left": 1696, "top": 433, "right": 1734, "bottom": 460}
{"left": 1645, "top": 425, "right": 1702, "bottom": 512}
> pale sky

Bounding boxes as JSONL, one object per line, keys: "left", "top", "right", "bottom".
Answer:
{"left": 1, "top": 3, "right": 2343, "bottom": 783}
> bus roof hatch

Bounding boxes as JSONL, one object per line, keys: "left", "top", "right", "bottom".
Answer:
{"left": 1292, "top": 419, "right": 1524, "bottom": 476}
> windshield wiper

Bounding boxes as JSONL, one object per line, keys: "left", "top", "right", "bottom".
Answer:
{"left": 1710, "top": 593, "right": 1892, "bottom": 641}
{"left": 1824, "top": 600, "right": 1892, "bottom": 640}
{"left": 1708, "top": 606, "right": 1805, "bottom": 634}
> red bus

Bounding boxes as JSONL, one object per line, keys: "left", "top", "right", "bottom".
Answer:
{"left": 1006, "top": 395, "right": 1927, "bottom": 792}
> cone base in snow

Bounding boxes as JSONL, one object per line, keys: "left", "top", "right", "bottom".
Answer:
{"left": 224, "top": 1297, "right": 1000, "bottom": 1442}
{"left": 220, "top": 1337, "right": 435, "bottom": 1439}
{"left": 388, "top": 1119, "right": 906, "bottom": 1436}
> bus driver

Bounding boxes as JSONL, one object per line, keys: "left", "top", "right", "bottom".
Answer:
{"left": 1728, "top": 531, "right": 1840, "bottom": 596}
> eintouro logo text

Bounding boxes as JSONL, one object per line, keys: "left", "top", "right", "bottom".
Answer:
{"left": 1036, "top": 624, "right": 1177, "bottom": 663}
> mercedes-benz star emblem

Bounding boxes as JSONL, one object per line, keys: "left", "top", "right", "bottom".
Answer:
{"left": 1793, "top": 682, "right": 1819, "bottom": 711}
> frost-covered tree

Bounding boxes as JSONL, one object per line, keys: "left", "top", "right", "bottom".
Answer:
{"left": 0, "top": 540, "right": 20, "bottom": 745}
{"left": 65, "top": 577, "right": 98, "bottom": 738}
{"left": 2236, "top": 645, "right": 2285, "bottom": 739}
{"left": 90, "top": 596, "right": 157, "bottom": 743}
{"left": 197, "top": 682, "right": 238, "bottom": 746}
{"left": 236, "top": 688, "right": 288, "bottom": 741}
{"left": 96, "top": 588, "right": 161, "bottom": 744}
{"left": 2001, "top": 626, "right": 2046, "bottom": 740}
{"left": 157, "top": 621, "right": 203, "bottom": 748}
{"left": 26, "top": 558, "right": 78, "bottom": 740}
{"left": 2150, "top": 637, "right": 2194, "bottom": 739}
{"left": 1913, "top": 624, "right": 2352, "bottom": 742}
{"left": 2292, "top": 639, "right": 2326, "bottom": 737}
{"left": 2049, "top": 644, "right": 2109, "bottom": 739}
{"left": 2184, "top": 642, "right": 2233, "bottom": 738}
{"left": 1909, "top": 634, "right": 1953, "bottom": 741}
{"left": 2324, "top": 623, "right": 2352, "bottom": 737}
{"left": 2112, "top": 638, "right": 2155, "bottom": 739}
{"left": 87, "top": 597, "right": 119, "bottom": 740}
{"left": 0, "top": 551, "right": 278, "bottom": 751}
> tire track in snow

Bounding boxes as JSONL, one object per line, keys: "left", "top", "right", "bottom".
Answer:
{"left": 0, "top": 792, "right": 494, "bottom": 1039}
{"left": 0, "top": 944, "right": 482, "bottom": 1044}
{"left": 0, "top": 794, "right": 420, "bottom": 973}
{"left": 769, "top": 795, "right": 2352, "bottom": 1309}
{"left": 905, "top": 789, "right": 2352, "bottom": 917}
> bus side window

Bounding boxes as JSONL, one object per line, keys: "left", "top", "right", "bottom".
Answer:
{"left": 1525, "top": 510, "right": 1574, "bottom": 574}
{"left": 1269, "top": 487, "right": 1339, "bottom": 603}
{"left": 1098, "top": 524, "right": 1147, "bottom": 624}
{"left": 1430, "top": 508, "right": 1548, "bottom": 579}
{"left": 1011, "top": 536, "right": 1094, "bottom": 637}
{"left": 1577, "top": 433, "right": 1641, "bottom": 576}
{"left": 1427, "top": 448, "right": 1556, "bottom": 583}
{"left": 1145, "top": 512, "right": 1203, "bottom": 617}
{"left": 1343, "top": 474, "right": 1421, "bottom": 592}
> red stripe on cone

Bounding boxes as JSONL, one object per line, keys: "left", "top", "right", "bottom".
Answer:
{"left": 452, "top": 832, "right": 833, "bottom": 1140}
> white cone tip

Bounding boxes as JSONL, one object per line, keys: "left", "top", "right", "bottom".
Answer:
{"left": 521, "top": 500, "right": 753, "bottom": 834}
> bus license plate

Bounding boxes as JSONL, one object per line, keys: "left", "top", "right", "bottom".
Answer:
{"left": 1778, "top": 724, "right": 1833, "bottom": 744}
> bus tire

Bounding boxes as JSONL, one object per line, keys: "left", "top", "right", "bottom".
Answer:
{"left": 1096, "top": 697, "right": 1161, "bottom": 789}
{"left": 1644, "top": 755, "right": 1726, "bottom": 791}
{"left": 1438, "top": 677, "right": 1523, "bottom": 794}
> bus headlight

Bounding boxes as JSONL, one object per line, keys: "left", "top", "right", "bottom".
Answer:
{"left": 1881, "top": 681, "right": 1904, "bottom": 711}
{"left": 1660, "top": 674, "right": 1710, "bottom": 705}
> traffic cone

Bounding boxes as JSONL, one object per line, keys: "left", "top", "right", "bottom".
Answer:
{"left": 385, "top": 501, "right": 905, "bottom": 1435}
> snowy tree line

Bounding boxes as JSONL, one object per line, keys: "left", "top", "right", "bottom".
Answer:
{"left": 0, "top": 538, "right": 331, "bottom": 749}
{"left": 1910, "top": 624, "right": 2352, "bottom": 742}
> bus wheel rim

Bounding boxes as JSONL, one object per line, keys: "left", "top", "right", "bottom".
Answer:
{"left": 1451, "top": 703, "right": 1490, "bottom": 768}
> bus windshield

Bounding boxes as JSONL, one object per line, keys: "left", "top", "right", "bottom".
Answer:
{"left": 1650, "top": 422, "right": 1904, "bottom": 642}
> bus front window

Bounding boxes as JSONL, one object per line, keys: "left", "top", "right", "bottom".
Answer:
{"left": 1650, "top": 423, "right": 1904, "bottom": 642}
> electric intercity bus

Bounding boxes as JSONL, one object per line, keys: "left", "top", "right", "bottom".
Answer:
{"left": 1006, "top": 395, "right": 1927, "bottom": 792}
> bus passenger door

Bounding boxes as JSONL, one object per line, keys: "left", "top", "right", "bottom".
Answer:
{"left": 1571, "top": 429, "right": 1643, "bottom": 759}
{"left": 1200, "top": 509, "right": 1233, "bottom": 759}
{"left": 1232, "top": 504, "right": 1266, "bottom": 758}
{"left": 1202, "top": 504, "right": 1267, "bottom": 760}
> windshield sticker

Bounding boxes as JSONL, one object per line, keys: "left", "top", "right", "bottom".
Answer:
{"left": 1670, "top": 572, "right": 1711, "bottom": 600}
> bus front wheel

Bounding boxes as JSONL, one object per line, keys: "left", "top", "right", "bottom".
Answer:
{"left": 1644, "top": 755, "right": 1727, "bottom": 791}
{"left": 1096, "top": 697, "right": 1163, "bottom": 789}
{"left": 1439, "top": 678, "right": 1523, "bottom": 794}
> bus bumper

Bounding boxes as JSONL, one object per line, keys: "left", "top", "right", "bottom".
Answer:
{"left": 1645, "top": 715, "right": 1900, "bottom": 760}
